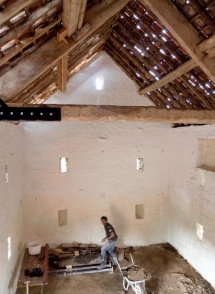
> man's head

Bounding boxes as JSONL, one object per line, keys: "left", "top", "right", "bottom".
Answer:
{"left": 101, "top": 216, "right": 108, "bottom": 226}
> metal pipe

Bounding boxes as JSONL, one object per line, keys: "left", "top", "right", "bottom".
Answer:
{"left": 49, "top": 264, "right": 113, "bottom": 276}
{"left": 24, "top": 281, "right": 30, "bottom": 294}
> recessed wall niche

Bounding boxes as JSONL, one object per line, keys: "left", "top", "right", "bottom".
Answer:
{"left": 197, "top": 139, "right": 215, "bottom": 172}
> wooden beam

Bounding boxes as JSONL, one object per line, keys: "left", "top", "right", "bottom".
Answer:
{"left": 198, "top": 34, "right": 215, "bottom": 53}
{"left": 140, "top": 0, "right": 215, "bottom": 83}
{"left": 0, "top": 0, "right": 130, "bottom": 102}
{"left": 78, "top": 0, "right": 88, "bottom": 29}
{"left": 57, "top": 54, "right": 68, "bottom": 92}
{"left": 139, "top": 59, "right": 196, "bottom": 95}
{"left": 62, "top": 0, "right": 82, "bottom": 37}
{"left": 62, "top": 0, "right": 87, "bottom": 36}
{"left": 198, "top": 34, "right": 215, "bottom": 59}
{"left": 0, "top": 0, "right": 35, "bottom": 26}
{"left": 7, "top": 104, "right": 215, "bottom": 123}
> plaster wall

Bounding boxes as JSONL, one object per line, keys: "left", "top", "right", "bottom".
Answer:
{"left": 22, "top": 122, "right": 170, "bottom": 247}
{"left": 169, "top": 125, "right": 215, "bottom": 289}
{"left": 0, "top": 123, "right": 24, "bottom": 294}
{"left": 45, "top": 52, "right": 154, "bottom": 107}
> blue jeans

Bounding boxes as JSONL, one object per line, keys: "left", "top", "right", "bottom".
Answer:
{"left": 101, "top": 240, "right": 117, "bottom": 264}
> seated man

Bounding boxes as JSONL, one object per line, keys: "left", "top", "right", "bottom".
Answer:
{"left": 98, "top": 216, "right": 118, "bottom": 269}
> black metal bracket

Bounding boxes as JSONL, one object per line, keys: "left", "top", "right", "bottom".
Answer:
{"left": 0, "top": 98, "right": 9, "bottom": 108}
{"left": 0, "top": 99, "right": 61, "bottom": 121}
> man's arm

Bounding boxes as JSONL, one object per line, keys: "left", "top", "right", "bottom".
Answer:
{"left": 107, "top": 231, "right": 115, "bottom": 240}
{"left": 102, "top": 231, "right": 115, "bottom": 242}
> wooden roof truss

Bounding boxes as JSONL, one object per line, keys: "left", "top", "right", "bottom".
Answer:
{"left": 0, "top": 0, "right": 214, "bottom": 110}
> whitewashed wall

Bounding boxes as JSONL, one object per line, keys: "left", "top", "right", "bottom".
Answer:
{"left": 0, "top": 123, "right": 24, "bottom": 294}
{"left": 22, "top": 122, "right": 170, "bottom": 247}
{"left": 45, "top": 52, "right": 154, "bottom": 107}
{"left": 169, "top": 125, "right": 215, "bottom": 289}
{"left": 1, "top": 47, "right": 215, "bottom": 293}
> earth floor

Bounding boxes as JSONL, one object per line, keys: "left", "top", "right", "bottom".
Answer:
{"left": 16, "top": 243, "right": 215, "bottom": 294}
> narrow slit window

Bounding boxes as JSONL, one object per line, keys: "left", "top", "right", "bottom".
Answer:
{"left": 60, "top": 157, "right": 68, "bottom": 173}
{"left": 7, "top": 237, "right": 11, "bottom": 260}
{"left": 196, "top": 223, "right": 204, "bottom": 241}
{"left": 137, "top": 158, "right": 144, "bottom": 171}
{"left": 135, "top": 204, "right": 144, "bottom": 219}
{"left": 96, "top": 76, "right": 104, "bottom": 90}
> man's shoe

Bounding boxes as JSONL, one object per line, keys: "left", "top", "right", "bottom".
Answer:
{"left": 97, "top": 262, "right": 106, "bottom": 270}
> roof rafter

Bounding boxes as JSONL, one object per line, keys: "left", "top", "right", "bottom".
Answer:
{"left": 139, "top": 59, "right": 196, "bottom": 95}
{"left": 140, "top": 0, "right": 215, "bottom": 84}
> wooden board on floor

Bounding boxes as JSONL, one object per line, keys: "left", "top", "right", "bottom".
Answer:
{"left": 17, "top": 244, "right": 49, "bottom": 288}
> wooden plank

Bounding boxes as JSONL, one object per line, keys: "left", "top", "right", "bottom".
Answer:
{"left": 43, "top": 244, "right": 49, "bottom": 284}
{"left": 7, "top": 104, "right": 215, "bottom": 123}
{"left": 0, "top": 0, "right": 130, "bottom": 102}
{"left": 62, "top": 243, "right": 80, "bottom": 248}
{"left": 49, "top": 248, "right": 65, "bottom": 256}
{"left": 57, "top": 54, "right": 68, "bottom": 92}
{"left": 139, "top": 60, "right": 196, "bottom": 95}
{"left": 0, "top": 0, "right": 35, "bottom": 26}
{"left": 140, "top": 0, "right": 215, "bottom": 83}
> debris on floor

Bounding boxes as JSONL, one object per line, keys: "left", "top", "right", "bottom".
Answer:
{"left": 49, "top": 242, "right": 132, "bottom": 268}
{"left": 16, "top": 243, "right": 215, "bottom": 294}
{"left": 124, "top": 265, "right": 151, "bottom": 281}
{"left": 49, "top": 242, "right": 101, "bottom": 259}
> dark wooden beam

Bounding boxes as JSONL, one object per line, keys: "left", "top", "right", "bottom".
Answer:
{"left": 6, "top": 104, "right": 215, "bottom": 123}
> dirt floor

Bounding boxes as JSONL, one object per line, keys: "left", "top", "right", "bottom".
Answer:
{"left": 16, "top": 243, "right": 215, "bottom": 294}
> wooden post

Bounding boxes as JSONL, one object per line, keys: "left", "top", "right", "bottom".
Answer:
{"left": 57, "top": 54, "right": 68, "bottom": 92}
{"left": 42, "top": 244, "right": 49, "bottom": 284}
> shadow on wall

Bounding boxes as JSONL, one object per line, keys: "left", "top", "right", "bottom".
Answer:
{"left": 8, "top": 242, "right": 25, "bottom": 294}
{"left": 110, "top": 205, "right": 128, "bottom": 246}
